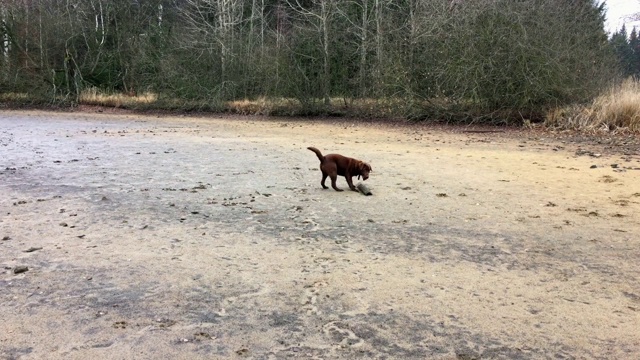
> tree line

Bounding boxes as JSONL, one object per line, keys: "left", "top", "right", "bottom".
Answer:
{"left": 611, "top": 25, "right": 640, "bottom": 78}
{"left": 0, "top": 0, "right": 624, "bottom": 122}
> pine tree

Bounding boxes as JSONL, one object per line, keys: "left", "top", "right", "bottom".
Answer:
{"left": 629, "top": 27, "right": 640, "bottom": 77}
{"left": 610, "top": 25, "right": 635, "bottom": 76}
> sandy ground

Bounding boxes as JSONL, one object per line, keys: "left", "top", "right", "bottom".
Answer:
{"left": 1, "top": 110, "right": 639, "bottom": 359}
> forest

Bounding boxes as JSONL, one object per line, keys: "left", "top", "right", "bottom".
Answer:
{"left": 1, "top": 0, "right": 638, "bottom": 127}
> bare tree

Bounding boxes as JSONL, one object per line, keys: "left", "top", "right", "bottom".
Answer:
{"left": 181, "top": 0, "right": 246, "bottom": 90}
{"left": 1, "top": 6, "right": 9, "bottom": 80}
{"left": 287, "top": 0, "right": 337, "bottom": 106}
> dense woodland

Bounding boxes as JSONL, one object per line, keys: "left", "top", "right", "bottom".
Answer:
{"left": 0, "top": 0, "right": 633, "bottom": 122}
{"left": 611, "top": 25, "right": 640, "bottom": 78}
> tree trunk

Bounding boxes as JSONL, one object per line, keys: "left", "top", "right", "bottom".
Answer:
{"left": 375, "top": 0, "right": 383, "bottom": 95}
{"left": 359, "top": 0, "right": 368, "bottom": 98}
{"left": 322, "top": 1, "right": 331, "bottom": 106}
{"left": 1, "top": 7, "right": 8, "bottom": 79}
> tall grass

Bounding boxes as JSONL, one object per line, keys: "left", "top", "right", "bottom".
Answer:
{"left": 78, "top": 88, "right": 157, "bottom": 108}
{"left": 546, "top": 78, "right": 640, "bottom": 132}
{"left": 225, "top": 97, "right": 415, "bottom": 118}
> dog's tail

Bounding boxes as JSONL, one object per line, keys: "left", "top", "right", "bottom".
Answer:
{"left": 307, "top": 147, "right": 324, "bottom": 162}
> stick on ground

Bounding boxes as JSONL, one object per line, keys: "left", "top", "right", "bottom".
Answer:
{"left": 357, "top": 183, "right": 372, "bottom": 196}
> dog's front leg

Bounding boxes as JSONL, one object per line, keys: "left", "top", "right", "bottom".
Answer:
{"left": 346, "top": 174, "right": 358, "bottom": 191}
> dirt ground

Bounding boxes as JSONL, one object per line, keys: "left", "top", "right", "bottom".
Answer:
{"left": 1, "top": 110, "right": 639, "bottom": 359}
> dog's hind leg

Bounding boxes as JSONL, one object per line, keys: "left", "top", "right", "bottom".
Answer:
{"left": 330, "top": 174, "right": 343, "bottom": 192}
{"left": 321, "top": 171, "right": 329, "bottom": 189}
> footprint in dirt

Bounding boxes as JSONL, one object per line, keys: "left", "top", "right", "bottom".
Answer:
{"left": 599, "top": 175, "right": 618, "bottom": 184}
{"left": 298, "top": 217, "right": 320, "bottom": 231}
{"left": 323, "top": 321, "right": 364, "bottom": 348}
{"left": 614, "top": 199, "right": 629, "bottom": 207}
{"left": 300, "top": 280, "right": 328, "bottom": 315}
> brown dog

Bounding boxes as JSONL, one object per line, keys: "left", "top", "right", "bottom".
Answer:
{"left": 308, "top": 147, "right": 371, "bottom": 192}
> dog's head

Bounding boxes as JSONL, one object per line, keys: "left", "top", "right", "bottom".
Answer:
{"left": 357, "top": 162, "right": 372, "bottom": 181}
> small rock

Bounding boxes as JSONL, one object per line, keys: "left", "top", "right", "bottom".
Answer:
{"left": 194, "top": 332, "right": 215, "bottom": 340}
{"left": 59, "top": 222, "right": 68, "bottom": 227}
{"left": 1, "top": 236, "right": 10, "bottom": 241}
{"left": 611, "top": 164, "right": 618, "bottom": 168}
{"left": 590, "top": 165, "right": 597, "bottom": 169}
{"left": 14, "top": 266, "right": 29, "bottom": 274}
{"left": 23, "top": 247, "right": 43, "bottom": 253}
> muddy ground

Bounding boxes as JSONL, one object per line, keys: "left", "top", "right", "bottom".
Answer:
{"left": 1, "top": 110, "right": 639, "bottom": 359}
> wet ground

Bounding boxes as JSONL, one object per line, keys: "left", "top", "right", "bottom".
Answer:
{"left": 1, "top": 110, "right": 639, "bottom": 359}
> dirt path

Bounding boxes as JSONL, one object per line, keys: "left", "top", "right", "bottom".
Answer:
{"left": 1, "top": 110, "right": 639, "bottom": 359}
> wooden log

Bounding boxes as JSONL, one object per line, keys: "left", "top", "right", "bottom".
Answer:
{"left": 356, "top": 182, "right": 372, "bottom": 196}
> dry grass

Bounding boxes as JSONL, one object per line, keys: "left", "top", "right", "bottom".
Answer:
{"left": 0, "top": 92, "right": 31, "bottom": 102}
{"left": 78, "top": 88, "right": 157, "bottom": 108}
{"left": 226, "top": 96, "right": 418, "bottom": 118}
{"left": 11, "top": 85, "right": 639, "bottom": 132}
{"left": 546, "top": 78, "right": 640, "bottom": 132}
{"left": 226, "top": 97, "right": 304, "bottom": 116}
